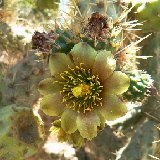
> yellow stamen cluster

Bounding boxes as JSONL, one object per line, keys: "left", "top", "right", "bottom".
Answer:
{"left": 59, "top": 64, "right": 103, "bottom": 113}
{"left": 72, "top": 84, "right": 91, "bottom": 97}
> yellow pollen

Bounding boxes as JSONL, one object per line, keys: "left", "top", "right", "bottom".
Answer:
{"left": 72, "top": 84, "right": 91, "bottom": 97}
{"left": 72, "top": 85, "right": 82, "bottom": 97}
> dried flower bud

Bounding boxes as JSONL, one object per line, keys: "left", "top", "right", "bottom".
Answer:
{"left": 84, "top": 12, "right": 111, "bottom": 40}
{"left": 32, "top": 31, "right": 56, "bottom": 52}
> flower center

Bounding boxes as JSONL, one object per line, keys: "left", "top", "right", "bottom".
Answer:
{"left": 72, "top": 84, "right": 91, "bottom": 97}
{"left": 59, "top": 64, "right": 103, "bottom": 113}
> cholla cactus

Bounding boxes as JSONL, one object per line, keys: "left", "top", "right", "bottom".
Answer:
{"left": 0, "top": 0, "right": 158, "bottom": 159}
{"left": 38, "top": 42, "right": 130, "bottom": 141}
{"left": 30, "top": 0, "right": 156, "bottom": 148}
{"left": 133, "top": 0, "right": 160, "bottom": 32}
{"left": 123, "top": 70, "right": 154, "bottom": 102}
{"left": 1, "top": 53, "right": 47, "bottom": 107}
{"left": 0, "top": 105, "right": 43, "bottom": 160}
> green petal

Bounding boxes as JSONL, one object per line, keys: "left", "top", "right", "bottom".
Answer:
{"left": 61, "top": 109, "right": 78, "bottom": 134}
{"left": 40, "top": 93, "right": 64, "bottom": 116}
{"left": 70, "top": 42, "right": 97, "bottom": 69}
{"left": 96, "top": 109, "right": 106, "bottom": 129}
{"left": 76, "top": 112, "right": 100, "bottom": 140}
{"left": 57, "top": 128, "right": 70, "bottom": 142}
{"left": 100, "top": 95, "right": 128, "bottom": 121}
{"left": 70, "top": 131, "right": 84, "bottom": 147}
{"left": 92, "top": 50, "right": 116, "bottom": 81}
{"left": 38, "top": 78, "right": 62, "bottom": 95}
{"left": 49, "top": 53, "right": 74, "bottom": 76}
{"left": 103, "top": 71, "right": 130, "bottom": 95}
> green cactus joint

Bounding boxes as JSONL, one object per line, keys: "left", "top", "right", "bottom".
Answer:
{"left": 123, "top": 70, "right": 153, "bottom": 102}
{"left": 51, "top": 28, "right": 77, "bottom": 54}
{"left": 12, "top": 110, "right": 41, "bottom": 144}
{"left": 39, "top": 42, "right": 130, "bottom": 140}
{"left": 0, "top": 105, "right": 43, "bottom": 160}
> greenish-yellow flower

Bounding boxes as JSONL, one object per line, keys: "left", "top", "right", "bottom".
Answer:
{"left": 39, "top": 42, "right": 130, "bottom": 140}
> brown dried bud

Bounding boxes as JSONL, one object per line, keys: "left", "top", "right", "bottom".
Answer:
{"left": 32, "top": 31, "right": 56, "bottom": 52}
{"left": 84, "top": 12, "right": 111, "bottom": 40}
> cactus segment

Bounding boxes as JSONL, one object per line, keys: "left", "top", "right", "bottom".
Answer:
{"left": 123, "top": 70, "right": 154, "bottom": 102}
{"left": 0, "top": 105, "right": 43, "bottom": 160}
{"left": 134, "top": 0, "right": 160, "bottom": 32}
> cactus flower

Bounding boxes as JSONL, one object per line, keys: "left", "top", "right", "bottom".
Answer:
{"left": 39, "top": 42, "right": 130, "bottom": 140}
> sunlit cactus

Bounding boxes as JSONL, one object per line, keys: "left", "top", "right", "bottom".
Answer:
{"left": 30, "top": 0, "right": 156, "bottom": 147}
{"left": 123, "top": 70, "right": 154, "bottom": 102}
